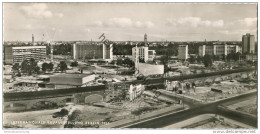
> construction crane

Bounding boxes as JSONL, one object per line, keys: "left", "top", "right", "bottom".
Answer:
{"left": 43, "top": 29, "right": 57, "bottom": 62}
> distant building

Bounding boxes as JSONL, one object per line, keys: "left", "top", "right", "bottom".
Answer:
{"left": 132, "top": 34, "right": 155, "bottom": 62}
{"left": 132, "top": 46, "right": 149, "bottom": 62}
{"left": 198, "top": 45, "right": 206, "bottom": 56}
{"left": 178, "top": 45, "right": 188, "bottom": 60}
{"left": 148, "top": 50, "right": 156, "bottom": 61}
{"left": 213, "top": 44, "right": 226, "bottom": 56}
{"left": 198, "top": 44, "right": 242, "bottom": 57}
{"left": 242, "top": 33, "right": 255, "bottom": 54}
{"left": 144, "top": 33, "right": 148, "bottom": 47}
{"left": 246, "top": 54, "right": 257, "bottom": 62}
{"left": 205, "top": 45, "right": 214, "bottom": 55}
{"left": 4, "top": 46, "right": 46, "bottom": 65}
{"left": 72, "top": 42, "right": 113, "bottom": 60}
{"left": 49, "top": 74, "right": 95, "bottom": 89}
{"left": 32, "top": 34, "right": 34, "bottom": 45}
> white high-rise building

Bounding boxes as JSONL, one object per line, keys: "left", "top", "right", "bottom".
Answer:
{"left": 198, "top": 44, "right": 242, "bottom": 57}
{"left": 72, "top": 43, "right": 113, "bottom": 60}
{"left": 132, "top": 46, "right": 149, "bottom": 63}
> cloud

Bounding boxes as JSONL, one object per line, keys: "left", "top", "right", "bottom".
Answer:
{"left": 20, "top": 3, "right": 53, "bottom": 19}
{"left": 84, "top": 28, "right": 91, "bottom": 33}
{"left": 239, "top": 17, "right": 257, "bottom": 26}
{"left": 211, "top": 20, "right": 224, "bottom": 27}
{"left": 94, "top": 21, "right": 103, "bottom": 27}
{"left": 106, "top": 18, "right": 133, "bottom": 27}
{"left": 218, "top": 29, "right": 256, "bottom": 35}
{"left": 94, "top": 18, "right": 154, "bottom": 28}
{"left": 167, "top": 17, "right": 224, "bottom": 28}
{"left": 25, "top": 24, "right": 32, "bottom": 29}
{"left": 20, "top": 3, "right": 63, "bottom": 19}
{"left": 55, "top": 13, "right": 64, "bottom": 18}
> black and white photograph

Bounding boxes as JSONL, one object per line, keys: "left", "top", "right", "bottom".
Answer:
{"left": 1, "top": 1, "right": 258, "bottom": 133}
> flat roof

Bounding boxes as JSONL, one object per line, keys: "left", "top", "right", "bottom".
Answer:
{"left": 50, "top": 73, "right": 93, "bottom": 79}
{"left": 12, "top": 46, "right": 46, "bottom": 49}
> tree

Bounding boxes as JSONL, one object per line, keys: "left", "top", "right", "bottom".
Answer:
{"left": 70, "top": 61, "right": 78, "bottom": 67}
{"left": 197, "top": 56, "right": 202, "bottom": 63}
{"left": 221, "top": 54, "right": 226, "bottom": 61}
{"left": 124, "top": 58, "right": 135, "bottom": 68}
{"left": 12, "top": 63, "right": 20, "bottom": 74}
{"left": 116, "top": 58, "right": 123, "bottom": 66}
{"left": 189, "top": 55, "right": 196, "bottom": 63}
{"left": 42, "top": 62, "right": 54, "bottom": 72}
{"left": 233, "top": 52, "right": 241, "bottom": 62}
{"left": 160, "top": 55, "right": 169, "bottom": 73}
{"left": 58, "top": 61, "right": 67, "bottom": 72}
{"left": 42, "top": 63, "right": 49, "bottom": 72}
{"left": 21, "top": 58, "right": 39, "bottom": 75}
{"left": 226, "top": 53, "right": 231, "bottom": 62}
{"left": 203, "top": 54, "right": 213, "bottom": 67}
{"left": 34, "top": 66, "right": 40, "bottom": 74}
{"left": 16, "top": 72, "right": 21, "bottom": 77}
{"left": 49, "top": 63, "right": 54, "bottom": 71}
{"left": 213, "top": 55, "right": 219, "bottom": 61}
{"left": 28, "top": 58, "right": 37, "bottom": 75}
{"left": 21, "top": 60, "right": 29, "bottom": 74}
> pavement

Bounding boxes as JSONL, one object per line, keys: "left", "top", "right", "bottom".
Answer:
{"left": 163, "top": 114, "right": 254, "bottom": 129}
{"left": 123, "top": 91, "right": 257, "bottom": 128}
{"left": 101, "top": 104, "right": 188, "bottom": 128}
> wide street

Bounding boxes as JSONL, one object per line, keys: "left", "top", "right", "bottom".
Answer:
{"left": 120, "top": 91, "right": 257, "bottom": 128}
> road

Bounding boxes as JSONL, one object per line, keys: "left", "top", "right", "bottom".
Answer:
{"left": 121, "top": 91, "right": 257, "bottom": 128}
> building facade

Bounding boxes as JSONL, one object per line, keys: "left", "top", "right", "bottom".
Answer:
{"left": 198, "top": 44, "right": 242, "bottom": 57}
{"left": 213, "top": 44, "right": 226, "bottom": 56}
{"left": 132, "top": 46, "right": 149, "bottom": 62}
{"left": 242, "top": 33, "right": 255, "bottom": 54}
{"left": 4, "top": 46, "right": 46, "bottom": 65}
{"left": 178, "top": 45, "right": 188, "bottom": 60}
{"left": 129, "top": 84, "right": 145, "bottom": 101}
{"left": 72, "top": 43, "right": 113, "bottom": 60}
{"left": 148, "top": 50, "right": 156, "bottom": 61}
{"left": 49, "top": 74, "right": 95, "bottom": 89}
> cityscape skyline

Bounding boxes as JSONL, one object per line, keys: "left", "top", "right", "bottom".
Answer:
{"left": 4, "top": 3, "right": 257, "bottom": 42}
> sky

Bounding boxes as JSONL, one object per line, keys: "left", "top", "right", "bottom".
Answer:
{"left": 3, "top": 3, "right": 257, "bottom": 42}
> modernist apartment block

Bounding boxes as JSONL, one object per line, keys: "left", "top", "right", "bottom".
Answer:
{"left": 242, "top": 33, "right": 255, "bottom": 54}
{"left": 132, "top": 46, "right": 149, "bottom": 62}
{"left": 4, "top": 46, "right": 47, "bottom": 64}
{"left": 178, "top": 45, "right": 189, "bottom": 60}
{"left": 198, "top": 44, "right": 242, "bottom": 57}
{"left": 72, "top": 43, "right": 113, "bottom": 60}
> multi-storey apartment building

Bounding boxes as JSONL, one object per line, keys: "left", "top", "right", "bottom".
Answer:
{"left": 72, "top": 42, "right": 113, "bottom": 60}
{"left": 178, "top": 45, "right": 188, "bottom": 60}
{"left": 132, "top": 46, "right": 149, "bottom": 62}
{"left": 4, "top": 46, "right": 46, "bottom": 64}
{"left": 199, "top": 44, "right": 242, "bottom": 57}
{"left": 242, "top": 33, "right": 255, "bottom": 54}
